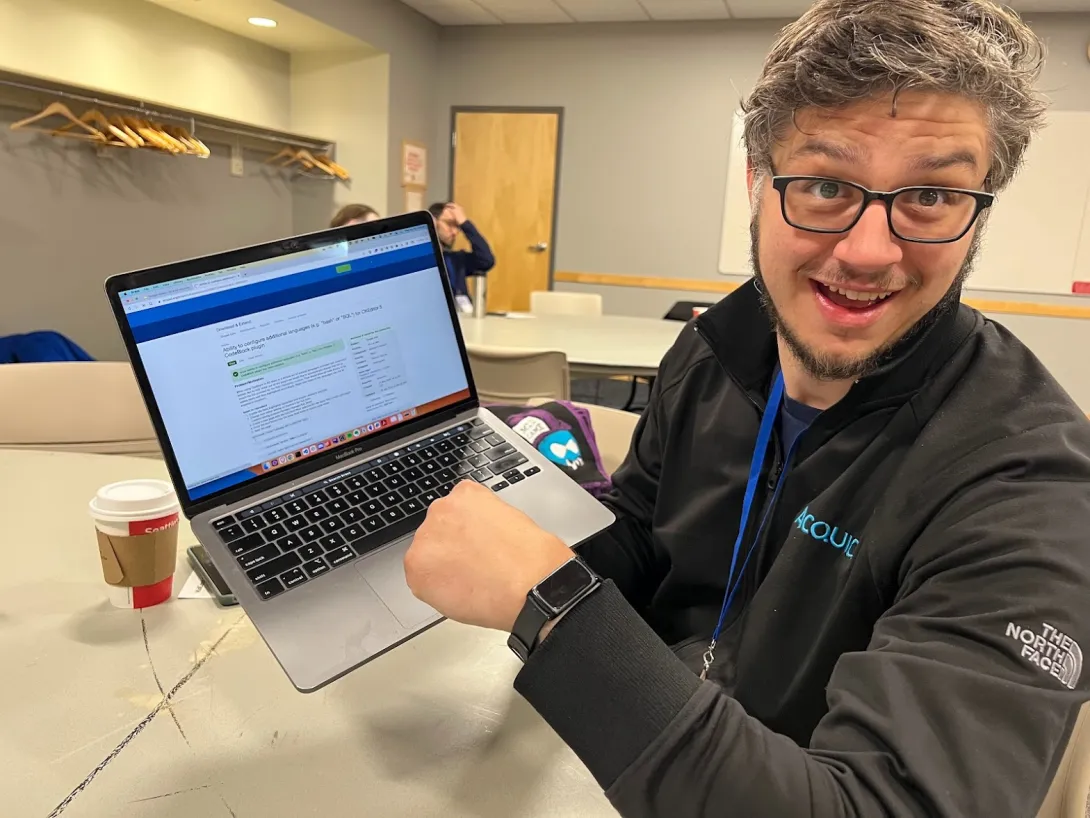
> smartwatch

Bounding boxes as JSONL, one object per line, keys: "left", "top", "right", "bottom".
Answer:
{"left": 508, "top": 556, "right": 601, "bottom": 662}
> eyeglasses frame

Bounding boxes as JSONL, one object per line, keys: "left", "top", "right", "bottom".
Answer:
{"left": 769, "top": 175, "right": 995, "bottom": 245}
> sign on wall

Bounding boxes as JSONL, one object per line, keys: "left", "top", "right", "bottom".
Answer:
{"left": 401, "top": 140, "right": 427, "bottom": 189}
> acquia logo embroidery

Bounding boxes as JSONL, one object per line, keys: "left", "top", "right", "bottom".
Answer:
{"left": 1006, "top": 621, "right": 1083, "bottom": 690}
{"left": 793, "top": 506, "right": 859, "bottom": 559}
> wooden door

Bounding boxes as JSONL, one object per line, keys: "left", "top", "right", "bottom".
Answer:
{"left": 451, "top": 111, "right": 560, "bottom": 313}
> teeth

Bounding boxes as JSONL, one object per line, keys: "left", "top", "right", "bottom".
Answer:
{"left": 828, "top": 285, "right": 893, "bottom": 302}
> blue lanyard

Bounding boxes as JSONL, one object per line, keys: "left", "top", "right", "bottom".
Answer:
{"left": 700, "top": 370, "right": 787, "bottom": 681}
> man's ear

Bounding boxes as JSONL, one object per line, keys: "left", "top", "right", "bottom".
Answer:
{"left": 746, "top": 158, "right": 757, "bottom": 208}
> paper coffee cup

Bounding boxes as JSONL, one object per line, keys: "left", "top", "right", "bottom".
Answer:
{"left": 89, "top": 480, "right": 180, "bottom": 609}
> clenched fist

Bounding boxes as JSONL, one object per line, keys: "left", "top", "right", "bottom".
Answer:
{"left": 404, "top": 481, "right": 572, "bottom": 632}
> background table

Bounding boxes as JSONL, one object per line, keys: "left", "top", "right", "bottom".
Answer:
{"left": 1, "top": 449, "right": 614, "bottom": 818}
{"left": 459, "top": 314, "right": 686, "bottom": 378}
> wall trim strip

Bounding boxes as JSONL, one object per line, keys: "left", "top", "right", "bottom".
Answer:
{"left": 553, "top": 271, "right": 1090, "bottom": 320}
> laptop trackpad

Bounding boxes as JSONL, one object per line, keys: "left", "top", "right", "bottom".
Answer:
{"left": 357, "top": 541, "right": 439, "bottom": 630}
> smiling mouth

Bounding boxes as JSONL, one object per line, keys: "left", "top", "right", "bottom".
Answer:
{"left": 813, "top": 281, "right": 899, "bottom": 311}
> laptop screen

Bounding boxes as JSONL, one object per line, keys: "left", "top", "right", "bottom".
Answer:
{"left": 118, "top": 224, "right": 470, "bottom": 502}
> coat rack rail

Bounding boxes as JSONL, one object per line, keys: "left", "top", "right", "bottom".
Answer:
{"left": 0, "top": 72, "right": 335, "bottom": 156}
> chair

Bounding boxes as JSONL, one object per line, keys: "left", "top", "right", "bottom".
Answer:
{"left": 1036, "top": 703, "right": 1090, "bottom": 818}
{"left": 0, "top": 362, "right": 161, "bottom": 456}
{"left": 468, "top": 347, "right": 571, "bottom": 404}
{"left": 529, "top": 290, "right": 603, "bottom": 317}
{"left": 664, "top": 300, "right": 714, "bottom": 322}
{"left": 582, "top": 404, "right": 639, "bottom": 475}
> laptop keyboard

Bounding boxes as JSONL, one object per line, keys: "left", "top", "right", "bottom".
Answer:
{"left": 211, "top": 418, "right": 543, "bottom": 601}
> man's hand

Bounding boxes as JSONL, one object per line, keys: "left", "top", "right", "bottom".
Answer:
{"left": 445, "top": 203, "right": 468, "bottom": 226}
{"left": 404, "top": 481, "right": 572, "bottom": 632}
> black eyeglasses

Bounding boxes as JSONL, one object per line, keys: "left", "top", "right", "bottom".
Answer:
{"left": 770, "top": 175, "right": 994, "bottom": 244}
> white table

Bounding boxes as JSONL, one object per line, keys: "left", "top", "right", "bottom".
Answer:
{"left": 1, "top": 450, "right": 614, "bottom": 818}
{"left": 459, "top": 314, "right": 686, "bottom": 378}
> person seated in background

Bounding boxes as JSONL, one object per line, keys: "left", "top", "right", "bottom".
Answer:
{"left": 0, "top": 330, "right": 93, "bottom": 363}
{"left": 427, "top": 202, "right": 495, "bottom": 298}
{"left": 330, "top": 203, "right": 379, "bottom": 228}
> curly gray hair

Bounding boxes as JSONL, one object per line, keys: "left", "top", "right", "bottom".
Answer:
{"left": 742, "top": 0, "right": 1047, "bottom": 193}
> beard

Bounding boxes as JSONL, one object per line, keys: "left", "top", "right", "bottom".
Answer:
{"left": 749, "top": 216, "right": 981, "bottom": 382}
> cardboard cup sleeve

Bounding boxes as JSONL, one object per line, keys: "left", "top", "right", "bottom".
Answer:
{"left": 96, "top": 528, "right": 178, "bottom": 588}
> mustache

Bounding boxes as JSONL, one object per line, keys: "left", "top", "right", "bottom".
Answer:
{"left": 801, "top": 263, "right": 922, "bottom": 292}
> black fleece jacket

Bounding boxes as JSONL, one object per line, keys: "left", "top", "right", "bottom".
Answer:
{"left": 514, "top": 281, "right": 1090, "bottom": 817}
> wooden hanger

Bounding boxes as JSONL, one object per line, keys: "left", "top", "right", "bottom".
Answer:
{"left": 184, "top": 130, "right": 210, "bottom": 158}
{"left": 109, "top": 115, "right": 144, "bottom": 147}
{"left": 265, "top": 147, "right": 348, "bottom": 180}
{"left": 54, "top": 109, "right": 139, "bottom": 148}
{"left": 315, "top": 153, "right": 350, "bottom": 180}
{"left": 265, "top": 146, "right": 300, "bottom": 166}
{"left": 10, "top": 101, "right": 106, "bottom": 142}
{"left": 294, "top": 149, "right": 340, "bottom": 178}
{"left": 160, "top": 124, "right": 194, "bottom": 154}
{"left": 150, "top": 122, "right": 187, "bottom": 154}
{"left": 122, "top": 117, "right": 176, "bottom": 153}
{"left": 164, "top": 125, "right": 210, "bottom": 158}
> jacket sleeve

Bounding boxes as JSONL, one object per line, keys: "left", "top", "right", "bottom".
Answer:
{"left": 514, "top": 427, "right": 1090, "bottom": 817}
{"left": 457, "top": 221, "right": 495, "bottom": 274}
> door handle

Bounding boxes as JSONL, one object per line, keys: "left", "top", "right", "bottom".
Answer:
{"left": 529, "top": 242, "right": 548, "bottom": 253}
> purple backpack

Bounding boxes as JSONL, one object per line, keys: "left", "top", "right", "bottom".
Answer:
{"left": 487, "top": 401, "right": 612, "bottom": 498}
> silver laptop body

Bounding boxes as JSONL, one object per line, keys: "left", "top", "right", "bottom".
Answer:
{"left": 106, "top": 212, "right": 614, "bottom": 692}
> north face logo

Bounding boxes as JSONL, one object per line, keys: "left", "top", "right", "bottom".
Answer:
{"left": 1006, "top": 621, "right": 1083, "bottom": 690}
{"left": 794, "top": 506, "right": 859, "bottom": 559}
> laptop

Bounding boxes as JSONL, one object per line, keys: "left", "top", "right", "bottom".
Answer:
{"left": 105, "top": 212, "right": 615, "bottom": 692}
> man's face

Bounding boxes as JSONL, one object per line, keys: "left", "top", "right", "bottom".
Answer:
{"left": 435, "top": 211, "right": 459, "bottom": 248}
{"left": 749, "top": 91, "right": 989, "bottom": 380}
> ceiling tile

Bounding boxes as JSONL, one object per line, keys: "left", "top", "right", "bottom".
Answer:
{"left": 475, "top": 0, "right": 574, "bottom": 23}
{"left": 555, "top": 0, "right": 648, "bottom": 22}
{"left": 725, "top": 0, "right": 810, "bottom": 18}
{"left": 400, "top": 0, "right": 501, "bottom": 25}
{"left": 641, "top": 0, "right": 730, "bottom": 20}
{"left": 1008, "top": 0, "right": 1090, "bottom": 11}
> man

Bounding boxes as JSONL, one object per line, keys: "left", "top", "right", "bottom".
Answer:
{"left": 427, "top": 201, "right": 495, "bottom": 298}
{"left": 405, "top": 1, "right": 1090, "bottom": 816}
{"left": 330, "top": 203, "right": 379, "bottom": 228}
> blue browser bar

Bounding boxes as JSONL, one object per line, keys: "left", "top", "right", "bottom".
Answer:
{"left": 128, "top": 243, "right": 437, "bottom": 343}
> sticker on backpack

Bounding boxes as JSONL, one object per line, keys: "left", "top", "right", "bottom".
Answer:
{"left": 540, "top": 430, "right": 584, "bottom": 470}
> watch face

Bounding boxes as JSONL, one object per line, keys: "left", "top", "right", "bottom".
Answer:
{"left": 536, "top": 559, "right": 594, "bottom": 613}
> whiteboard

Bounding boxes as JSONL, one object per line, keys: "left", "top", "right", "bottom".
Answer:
{"left": 718, "top": 111, "right": 751, "bottom": 277}
{"left": 719, "top": 109, "right": 1090, "bottom": 295}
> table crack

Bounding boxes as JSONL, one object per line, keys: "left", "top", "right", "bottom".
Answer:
{"left": 142, "top": 616, "right": 191, "bottom": 747}
{"left": 46, "top": 615, "right": 246, "bottom": 818}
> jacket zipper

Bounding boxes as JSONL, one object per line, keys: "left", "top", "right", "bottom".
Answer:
{"left": 693, "top": 321, "right": 788, "bottom": 617}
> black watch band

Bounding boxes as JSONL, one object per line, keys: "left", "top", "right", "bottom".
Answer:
{"left": 508, "top": 556, "right": 600, "bottom": 662}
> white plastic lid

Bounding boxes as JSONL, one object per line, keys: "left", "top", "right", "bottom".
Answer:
{"left": 89, "top": 479, "right": 178, "bottom": 521}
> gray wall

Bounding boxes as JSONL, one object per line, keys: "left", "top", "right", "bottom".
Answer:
{"left": 435, "top": 13, "right": 1090, "bottom": 282}
{"left": 282, "top": 0, "right": 440, "bottom": 210}
{"left": 0, "top": 115, "right": 296, "bottom": 360}
{"left": 436, "top": 19, "right": 780, "bottom": 280}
